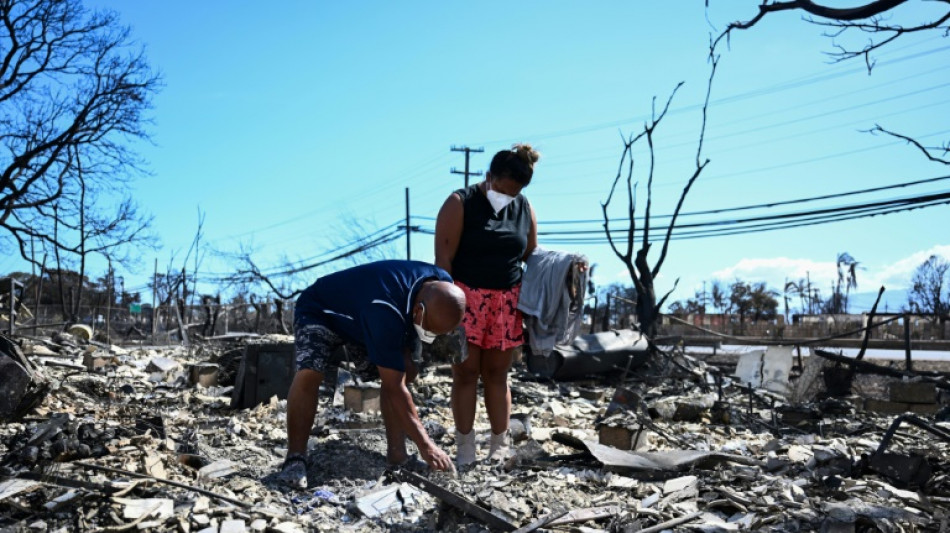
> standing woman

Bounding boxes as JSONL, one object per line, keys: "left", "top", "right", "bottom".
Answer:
{"left": 434, "top": 143, "right": 539, "bottom": 465}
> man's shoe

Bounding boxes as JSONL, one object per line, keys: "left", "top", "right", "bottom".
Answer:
{"left": 276, "top": 454, "right": 308, "bottom": 489}
{"left": 455, "top": 430, "right": 476, "bottom": 466}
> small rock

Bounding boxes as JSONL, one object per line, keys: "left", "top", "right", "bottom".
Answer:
{"left": 220, "top": 519, "right": 246, "bottom": 533}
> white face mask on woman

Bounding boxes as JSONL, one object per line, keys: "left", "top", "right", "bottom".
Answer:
{"left": 486, "top": 188, "right": 515, "bottom": 214}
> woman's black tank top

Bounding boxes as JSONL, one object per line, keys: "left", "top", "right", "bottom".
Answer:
{"left": 451, "top": 183, "right": 531, "bottom": 290}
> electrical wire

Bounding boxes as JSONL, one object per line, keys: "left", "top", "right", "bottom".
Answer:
{"left": 471, "top": 43, "right": 950, "bottom": 146}
{"left": 409, "top": 187, "right": 950, "bottom": 242}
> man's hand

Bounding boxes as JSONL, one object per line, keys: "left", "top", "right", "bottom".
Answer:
{"left": 378, "top": 366, "right": 456, "bottom": 473}
{"left": 419, "top": 443, "right": 454, "bottom": 472}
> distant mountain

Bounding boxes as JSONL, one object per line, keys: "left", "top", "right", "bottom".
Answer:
{"left": 846, "top": 288, "right": 909, "bottom": 314}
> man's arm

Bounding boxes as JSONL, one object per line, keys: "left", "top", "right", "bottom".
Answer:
{"left": 378, "top": 366, "right": 453, "bottom": 471}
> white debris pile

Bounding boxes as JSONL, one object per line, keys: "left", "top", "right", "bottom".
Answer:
{"left": 1, "top": 333, "right": 950, "bottom": 532}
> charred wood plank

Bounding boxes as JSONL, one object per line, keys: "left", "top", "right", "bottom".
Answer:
{"left": 813, "top": 349, "right": 950, "bottom": 390}
{"left": 388, "top": 469, "right": 516, "bottom": 531}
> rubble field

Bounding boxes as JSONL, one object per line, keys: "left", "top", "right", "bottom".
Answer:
{"left": 2, "top": 332, "right": 950, "bottom": 532}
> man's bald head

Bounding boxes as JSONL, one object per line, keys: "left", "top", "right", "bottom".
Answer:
{"left": 414, "top": 280, "right": 466, "bottom": 334}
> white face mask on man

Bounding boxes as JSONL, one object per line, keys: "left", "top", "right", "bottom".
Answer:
{"left": 486, "top": 188, "right": 515, "bottom": 214}
{"left": 414, "top": 302, "right": 438, "bottom": 344}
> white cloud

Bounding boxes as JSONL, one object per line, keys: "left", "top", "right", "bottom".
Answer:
{"left": 872, "top": 244, "right": 950, "bottom": 290}
{"left": 709, "top": 245, "right": 950, "bottom": 294}
{"left": 711, "top": 257, "right": 836, "bottom": 290}
{"left": 591, "top": 245, "right": 950, "bottom": 307}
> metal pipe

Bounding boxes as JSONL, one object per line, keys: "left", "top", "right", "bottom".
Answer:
{"left": 874, "top": 414, "right": 950, "bottom": 457}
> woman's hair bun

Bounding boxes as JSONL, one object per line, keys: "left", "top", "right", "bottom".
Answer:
{"left": 512, "top": 143, "right": 540, "bottom": 166}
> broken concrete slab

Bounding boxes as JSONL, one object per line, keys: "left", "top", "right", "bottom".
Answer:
{"left": 554, "top": 433, "right": 765, "bottom": 474}
{"left": 0, "top": 480, "right": 41, "bottom": 502}
{"left": 220, "top": 518, "right": 248, "bottom": 533}
{"left": 114, "top": 497, "right": 174, "bottom": 520}
{"left": 189, "top": 362, "right": 220, "bottom": 387}
{"left": 147, "top": 356, "right": 182, "bottom": 374}
{"left": 198, "top": 459, "right": 239, "bottom": 480}
{"left": 355, "top": 482, "right": 424, "bottom": 519}
{"left": 82, "top": 352, "right": 116, "bottom": 371}
{"left": 343, "top": 384, "right": 381, "bottom": 413}
{"left": 889, "top": 381, "right": 937, "bottom": 404}
{"left": 734, "top": 346, "right": 793, "bottom": 396}
{"left": 662, "top": 475, "right": 698, "bottom": 493}
{"left": 863, "top": 399, "right": 939, "bottom": 415}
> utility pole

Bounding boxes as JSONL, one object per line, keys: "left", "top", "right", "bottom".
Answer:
{"left": 451, "top": 145, "right": 484, "bottom": 187}
{"left": 152, "top": 258, "right": 158, "bottom": 340}
{"left": 405, "top": 187, "right": 411, "bottom": 260}
{"left": 106, "top": 261, "right": 113, "bottom": 345}
{"left": 702, "top": 281, "right": 707, "bottom": 313}
{"left": 806, "top": 271, "right": 813, "bottom": 314}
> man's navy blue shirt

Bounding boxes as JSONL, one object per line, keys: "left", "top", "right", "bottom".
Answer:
{"left": 294, "top": 260, "right": 452, "bottom": 371}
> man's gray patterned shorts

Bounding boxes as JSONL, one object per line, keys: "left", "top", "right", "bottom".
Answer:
{"left": 294, "top": 321, "right": 376, "bottom": 380}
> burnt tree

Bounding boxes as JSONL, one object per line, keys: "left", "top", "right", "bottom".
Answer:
{"left": 602, "top": 55, "right": 718, "bottom": 338}
{"left": 0, "top": 0, "right": 160, "bottom": 267}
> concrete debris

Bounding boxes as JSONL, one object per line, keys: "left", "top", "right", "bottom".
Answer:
{"left": 1, "top": 332, "right": 950, "bottom": 531}
{"left": 734, "top": 346, "right": 794, "bottom": 396}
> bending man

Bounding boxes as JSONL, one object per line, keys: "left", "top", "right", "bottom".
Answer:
{"left": 277, "top": 260, "right": 465, "bottom": 488}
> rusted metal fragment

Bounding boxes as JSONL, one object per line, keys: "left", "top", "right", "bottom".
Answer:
{"left": 867, "top": 452, "right": 931, "bottom": 490}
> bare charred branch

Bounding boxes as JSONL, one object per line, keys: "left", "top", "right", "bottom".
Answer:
{"left": 708, "top": 1, "right": 948, "bottom": 187}
{"left": 642, "top": 84, "right": 683, "bottom": 252}
{"left": 868, "top": 124, "right": 950, "bottom": 165}
{"left": 653, "top": 56, "right": 717, "bottom": 278}
{"left": 711, "top": 1, "right": 949, "bottom": 71}
{"left": 656, "top": 279, "right": 681, "bottom": 311}
{"left": 600, "top": 39, "right": 718, "bottom": 337}
{"left": 810, "top": 8, "right": 950, "bottom": 68}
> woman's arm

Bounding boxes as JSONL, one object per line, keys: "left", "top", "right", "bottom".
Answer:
{"left": 434, "top": 193, "right": 464, "bottom": 275}
{"left": 522, "top": 202, "right": 538, "bottom": 261}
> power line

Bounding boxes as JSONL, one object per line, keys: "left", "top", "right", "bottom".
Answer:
{"left": 526, "top": 190, "right": 950, "bottom": 243}
{"left": 210, "top": 151, "right": 452, "bottom": 244}
{"left": 410, "top": 184, "right": 950, "bottom": 242}
{"left": 200, "top": 220, "right": 405, "bottom": 279}
{"left": 536, "top": 83, "right": 950, "bottom": 178}
{"left": 470, "top": 43, "right": 950, "bottom": 146}
{"left": 413, "top": 172, "right": 950, "bottom": 225}
{"left": 539, "top": 61, "right": 950, "bottom": 169}
{"left": 203, "top": 227, "right": 407, "bottom": 283}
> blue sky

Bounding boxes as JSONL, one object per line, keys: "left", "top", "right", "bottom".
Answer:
{"left": 4, "top": 1, "right": 948, "bottom": 313}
